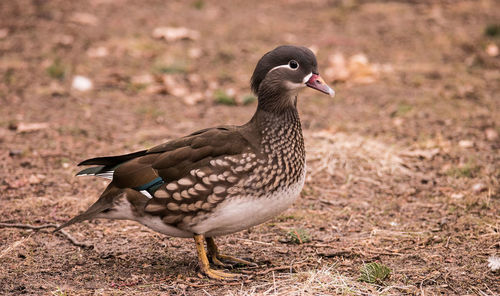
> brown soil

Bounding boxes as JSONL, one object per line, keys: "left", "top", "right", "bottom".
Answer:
{"left": 1, "top": 0, "right": 499, "bottom": 295}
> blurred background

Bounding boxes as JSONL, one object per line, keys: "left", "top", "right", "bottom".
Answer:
{"left": 1, "top": 0, "right": 499, "bottom": 295}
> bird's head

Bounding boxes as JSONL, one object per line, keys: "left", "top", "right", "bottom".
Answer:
{"left": 251, "top": 45, "right": 334, "bottom": 112}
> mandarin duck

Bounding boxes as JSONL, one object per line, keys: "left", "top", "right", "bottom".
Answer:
{"left": 56, "top": 45, "right": 335, "bottom": 279}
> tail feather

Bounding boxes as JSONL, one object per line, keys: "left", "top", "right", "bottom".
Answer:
{"left": 78, "top": 150, "right": 148, "bottom": 166}
{"left": 76, "top": 166, "right": 105, "bottom": 176}
{"left": 58, "top": 149, "right": 151, "bottom": 232}
{"left": 54, "top": 186, "right": 122, "bottom": 232}
{"left": 76, "top": 166, "right": 114, "bottom": 179}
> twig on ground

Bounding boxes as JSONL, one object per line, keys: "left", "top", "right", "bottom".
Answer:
{"left": 319, "top": 199, "right": 345, "bottom": 206}
{"left": 0, "top": 222, "right": 58, "bottom": 230}
{"left": 235, "top": 238, "right": 274, "bottom": 246}
{"left": 365, "top": 248, "right": 403, "bottom": 256}
{"left": 0, "top": 222, "right": 93, "bottom": 249}
{"left": 184, "top": 277, "right": 215, "bottom": 288}
{"left": 255, "top": 262, "right": 309, "bottom": 275}
{"left": 183, "top": 277, "right": 251, "bottom": 287}
{"left": 317, "top": 249, "right": 356, "bottom": 258}
{"left": 58, "top": 229, "right": 93, "bottom": 248}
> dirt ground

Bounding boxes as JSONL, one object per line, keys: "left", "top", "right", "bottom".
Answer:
{"left": 1, "top": 0, "right": 499, "bottom": 295}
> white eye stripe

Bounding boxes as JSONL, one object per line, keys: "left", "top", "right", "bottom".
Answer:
{"left": 269, "top": 64, "right": 294, "bottom": 73}
{"left": 269, "top": 60, "right": 300, "bottom": 73}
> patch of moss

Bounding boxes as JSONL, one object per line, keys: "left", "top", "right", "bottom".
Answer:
{"left": 390, "top": 103, "right": 413, "bottom": 117}
{"left": 484, "top": 24, "right": 500, "bottom": 37}
{"left": 276, "top": 214, "right": 296, "bottom": 222}
{"left": 359, "top": 262, "right": 391, "bottom": 284}
{"left": 127, "top": 82, "right": 148, "bottom": 93}
{"left": 46, "top": 59, "right": 66, "bottom": 80}
{"left": 135, "top": 106, "right": 165, "bottom": 118}
{"left": 242, "top": 94, "right": 257, "bottom": 105}
{"left": 154, "top": 61, "right": 188, "bottom": 74}
{"left": 192, "top": 0, "right": 204, "bottom": 10}
{"left": 214, "top": 89, "right": 236, "bottom": 105}
{"left": 52, "top": 287, "right": 68, "bottom": 296}
{"left": 286, "top": 228, "right": 310, "bottom": 244}
{"left": 4, "top": 68, "right": 15, "bottom": 85}
{"left": 446, "top": 162, "right": 480, "bottom": 178}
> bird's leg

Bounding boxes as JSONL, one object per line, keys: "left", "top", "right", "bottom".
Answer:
{"left": 206, "top": 237, "right": 257, "bottom": 267}
{"left": 205, "top": 237, "right": 232, "bottom": 268}
{"left": 193, "top": 234, "right": 239, "bottom": 280}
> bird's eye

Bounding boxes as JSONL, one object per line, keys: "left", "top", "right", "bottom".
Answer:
{"left": 289, "top": 60, "right": 299, "bottom": 69}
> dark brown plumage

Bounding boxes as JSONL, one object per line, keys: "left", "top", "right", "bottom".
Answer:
{"left": 56, "top": 45, "right": 334, "bottom": 279}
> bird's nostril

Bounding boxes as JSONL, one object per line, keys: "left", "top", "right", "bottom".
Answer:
{"left": 316, "top": 80, "right": 321, "bottom": 84}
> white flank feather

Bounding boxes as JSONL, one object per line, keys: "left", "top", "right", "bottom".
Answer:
{"left": 95, "top": 171, "right": 114, "bottom": 180}
{"left": 140, "top": 190, "right": 153, "bottom": 199}
{"left": 488, "top": 255, "right": 500, "bottom": 272}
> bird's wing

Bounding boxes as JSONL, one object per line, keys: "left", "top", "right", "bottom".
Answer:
{"left": 108, "top": 126, "right": 260, "bottom": 226}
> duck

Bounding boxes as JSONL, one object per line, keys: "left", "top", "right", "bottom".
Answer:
{"left": 55, "top": 45, "right": 335, "bottom": 280}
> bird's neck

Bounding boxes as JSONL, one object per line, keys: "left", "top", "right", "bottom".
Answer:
{"left": 256, "top": 79, "right": 300, "bottom": 114}
{"left": 252, "top": 97, "right": 301, "bottom": 132}
{"left": 251, "top": 98, "right": 305, "bottom": 158}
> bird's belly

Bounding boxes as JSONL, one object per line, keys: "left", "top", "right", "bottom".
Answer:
{"left": 97, "top": 198, "right": 194, "bottom": 238}
{"left": 193, "top": 173, "right": 306, "bottom": 237}
{"left": 137, "top": 216, "right": 193, "bottom": 238}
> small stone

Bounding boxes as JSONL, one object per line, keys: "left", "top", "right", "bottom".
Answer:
{"left": 28, "top": 174, "right": 41, "bottom": 184}
{"left": 451, "top": 193, "right": 464, "bottom": 199}
{"left": 87, "top": 46, "right": 109, "bottom": 58}
{"left": 183, "top": 92, "right": 204, "bottom": 105}
{"left": 208, "top": 81, "right": 218, "bottom": 91}
{"left": 472, "top": 183, "right": 486, "bottom": 193}
{"left": 458, "top": 140, "right": 474, "bottom": 148}
{"left": 0, "top": 28, "right": 9, "bottom": 39}
{"left": 152, "top": 27, "right": 200, "bottom": 42}
{"left": 393, "top": 118, "right": 404, "bottom": 126}
{"left": 62, "top": 162, "right": 70, "bottom": 168}
{"left": 72, "top": 76, "right": 93, "bottom": 92}
{"left": 145, "top": 85, "right": 168, "bottom": 95}
{"left": 131, "top": 74, "right": 154, "bottom": 85}
{"left": 162, "top": 75, "right": 188, "bottom": 97}
{"left": 187, "top": 74, "right": 202, "bottom": 85}
{"left": 9, "top": 150, "right": 22, "bottom": 157}
{"left": 16, "top": 122, "right": 49, "bottom": 133}
{"left": 188, "top": 47, "right": 202, "bottom": 59}
{"left": 488, "top": 255, "right": 500, "bottom": 272}
{"left": 54, "top": 34, "right": 74, "bottom": 46}
{"left": 486, "top": 43, "right": 499, "bottom": 57}
{"left": 485, "top": 128, "right": 498, "bottom": 141}
{"left": 70, "top": 12, "right": 98, "bottom": 26}
{"left": 49, "top": 82, "right": 66, "bottom": 96}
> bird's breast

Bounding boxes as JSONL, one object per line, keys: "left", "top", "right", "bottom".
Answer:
{"left": 192, "top": 165, "right": 306, "bottom": 237}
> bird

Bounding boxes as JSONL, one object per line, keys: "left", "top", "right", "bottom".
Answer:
{"left": 55, "top": 45, "right": 335, "bottom": 280}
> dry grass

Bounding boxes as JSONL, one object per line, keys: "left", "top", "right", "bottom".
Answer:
{"left": 231, "top": 265, "right": 411, "bottom": 296}
{"left": 307, "top": 131, "right": 410, "bottom": 179}
{"left": 305, "top": 131, "right": 415, "bottom": 201}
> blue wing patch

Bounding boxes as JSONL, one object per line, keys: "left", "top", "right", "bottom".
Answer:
{"left": 134, "top": 177, "right": 165, "bottom": 198}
